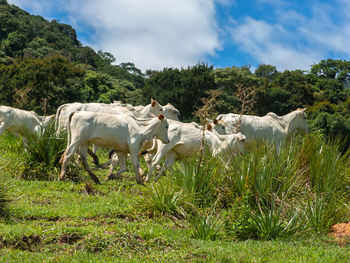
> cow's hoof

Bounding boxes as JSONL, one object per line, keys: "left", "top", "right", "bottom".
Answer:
{"left": 105, "top": 174, "right": 114, "bottom": 180}
{"left": 106, "top": 174, "right": 120, "bottom": 181}
{"left": 93, "top": 179, "right": 101, "bottom": 185}
{"left": 136, "top": 179, "right": 144, "bottom": 185}
{"left": 58, "top": 176, "right": 65, "bottom": 181}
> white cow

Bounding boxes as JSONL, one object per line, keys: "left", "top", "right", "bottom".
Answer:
{"left": 216, "top": 108, "right": 308, "bottom": 151}
{"left": 162, "top": 103, "right": 180, "bottom": 121}
{"left": 37, "top": 114, "right": 55, "bottom": 127}
{"left": 106, "top": 119, "right": 226, "bottom": 180}
{"left": 59, "top": 111, "right": 169, "bottom": 184}
{"left": 0, "top": 105, "right": 43, "bottom": 143}
{"left": 143, "top": 120, "right": 246, "bottom": 182}
{"left": 55, "top": 99, "right": 176, "bottom": 166}
{"left": 55, "top": 99, "right": 165, "bottom": 132}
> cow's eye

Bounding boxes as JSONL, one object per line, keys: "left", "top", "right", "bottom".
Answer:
{"left": 159, "top": 108, "right": 163, "bottom": 111}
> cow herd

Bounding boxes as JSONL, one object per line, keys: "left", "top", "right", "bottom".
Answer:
{"left": 0, "top": 100, "right": 309, "bottom": 184}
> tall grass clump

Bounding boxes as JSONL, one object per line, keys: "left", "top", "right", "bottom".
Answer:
{"left": 220, "top": 141, "right": 303, "bottom": 239}
{"left": 171, "top": 151, "right": 223, "bottom": 208}
{"left": 189, "top": 209, "right": 223, "bottom": 241}
{"left": 21, "top": 120, "right": 67, "bottom": 180}
{"left": 140, "top": 177, "right": 188, "bottom": 218}
{"left": 220, "top": 133, "right": 350, "bottom": 239}
{"left": 297, "top": 134, "right": 350, "bottom": 233}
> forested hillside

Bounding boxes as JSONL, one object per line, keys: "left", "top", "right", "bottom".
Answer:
{"left": 0, "top": 0, "right": 349, "bottom": 145}
{"left": 0, "top": 0, "right": 145, "bottom": 113}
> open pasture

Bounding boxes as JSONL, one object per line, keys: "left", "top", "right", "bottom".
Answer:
{"left": 0, "top": 129, "right": 350, "bottom": 262}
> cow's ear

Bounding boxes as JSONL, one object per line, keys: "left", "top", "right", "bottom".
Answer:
{"left": 213, "top": 119, "right": 218, "bottom": 125}
{"left": 149, "top": 113, "right": 156, "bottom": 118}
{"left": 151, "top": 99, "right": 157, "bottom": 107}
{"left": 302, "top": 108, "right": 307, "bottom": 112}
{"left": 206, "top": 123, "right": 213, "bottom": 131}
{"left": 158, "top": 114, "right": 164, "bottom": 120}
{"left": 239, "top": 133, "right": 246, "bottom": 141}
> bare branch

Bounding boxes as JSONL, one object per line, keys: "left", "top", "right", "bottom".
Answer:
{"left": 14, "top": 86, "right": 31, "bottom": 108}
{"left": 234, "top": 83, "right": 257, "bottom": 131}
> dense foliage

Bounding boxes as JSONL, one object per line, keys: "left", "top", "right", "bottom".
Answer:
{"left": 0, "top": 0, "right": 349, "bottom": 142}
{"left": 0, "top": 0, "right": 144, "bottom": 113}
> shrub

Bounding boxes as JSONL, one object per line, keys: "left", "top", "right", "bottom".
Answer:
{"left": 20, "top": 120, "right": 67, "bottom": 180}
{"left": 171, "top": 152, "right": 222, "bottom": 208}
{"left": 189, "top": 212, "right": 223, "bottom": 241}
{"left": 219, "top": 133, "right": 350, "bottom": 239}
{"left": 140, "top": 178, "right": 188, "bottom": 218}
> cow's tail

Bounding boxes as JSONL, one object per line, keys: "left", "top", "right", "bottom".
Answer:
{"left": 108, "top": 149, "right": 116, "bottom": 159}
{"left": 66, "top": 110, "right": 76, "bottom": 148}
{"left": 55, "top": 104, "right": 66, "bottom": 131}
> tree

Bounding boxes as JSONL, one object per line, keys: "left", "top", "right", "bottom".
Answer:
{"left": 3, "top": 31, "right": 27, "bottom": 56}
{"left": 254, "top": 64, "right": 277, "bottom": 80}
{"left": 213, "top": 66, "right": 258, "bottom": 115}
{"left": 142, "top": 63, "right": 216, "bottom": 121}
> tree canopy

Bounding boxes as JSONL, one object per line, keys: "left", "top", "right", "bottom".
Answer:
{"left": 0, "top": 0, "right": 349, "bottom": 147}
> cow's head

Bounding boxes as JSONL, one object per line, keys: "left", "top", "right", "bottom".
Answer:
{"left": 156, "top": 114, "right": 169, "bottom": 144}
{"left": 228, "top": 132, "right": 246, "bottom": 155}
{"left": 162, "top": 103, "right": 180, "bottom": 121}
{"left": 205, "top": 119, "right": 226, "bottom": 135}
{"left": 150, "top": 99, "right": 164, "bottom": 116}
{"left": 213, "top": 119, "right": 227, "bottom": 135}
{"left": 295, "top": 108, "right": 309, "bottom": 133}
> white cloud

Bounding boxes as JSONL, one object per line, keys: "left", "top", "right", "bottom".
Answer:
{"left": 69, "top": 0, "right": 220, "bottom": 71}
{"left": 8, "top": 0, "right": 54, "bottom": 17}
{"left": 296, "top": 2, "right": 350, "bottom": 57}
{"left": 9, "top": 0, "right": 220, "bottom": 71}
{"left": 230, "top": 17, "right": 320, "bottom": 70}
{"left": 229, "top": 1, "right": 350, "bottom": 71}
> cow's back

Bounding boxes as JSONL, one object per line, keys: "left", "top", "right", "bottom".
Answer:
{"left": 0, "top": 106, "right": 41, "bottom": 135}
{"left": 221, "top": 114, "right": 284, "bottom": 143}
{"left": 69, "top": 111, "right": 132, "bottom": 152}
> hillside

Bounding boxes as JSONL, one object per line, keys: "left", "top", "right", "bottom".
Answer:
{"left": 0, "top": 0, "right": 349, "bottom": 145}
{"left": 0, "top": 0, "right": 145, "bottom": 113}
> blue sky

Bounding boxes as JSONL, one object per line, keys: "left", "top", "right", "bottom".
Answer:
{"left": 7, "top": 0, "right": 350, "bottom": 72}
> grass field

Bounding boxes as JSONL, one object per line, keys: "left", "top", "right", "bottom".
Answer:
{"left": 1, "top": 130, "right": 350, "bottom": 262}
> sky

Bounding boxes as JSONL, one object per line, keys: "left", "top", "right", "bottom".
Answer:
{"left": 7, "top": 0, "right": 350, "bottom": 72}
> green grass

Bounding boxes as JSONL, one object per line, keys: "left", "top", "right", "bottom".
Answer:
{"left": 1, "top": 132, "right": 350, "bottom": 262}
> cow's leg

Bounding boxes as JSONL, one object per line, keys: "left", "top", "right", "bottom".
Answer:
{"left": 59, "top": 142, "right": 79, "bottom": 181}
{"left": 143, "top": 153, "right": 152, "bottom": 170}
{"left": 98, "top": 149, "right": 114, "bottom": 169}
{"left": 92, "top": 144, "right": 98, "bottom": 155}
{"left": 22, "top": 136, "right": 28, "bottom": 146}
{"left": 87, "top": 147, "right": 100, "bottom": 167}
{"left": 0, "top": 123, "right": 6, "bottom": 136}
{"left": 144, "top": 144, "right": 170, "bottom": 182}
{"left": 106, "top": 152, "right": 127, "bottom": 180}
{"left": 80, "top": 145, "right": 101, "bottom": 184}
{"left": 129, "top": 150, "right": 143, "bottom": 184}
{"left": 106, "top": 152, "right": 119, "bottom": 180}
{"left": 98, "top": 159, "right": 112, "bottom": 169}
{"left": 155, "top": 151, "right": 176, "bottom": 181}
